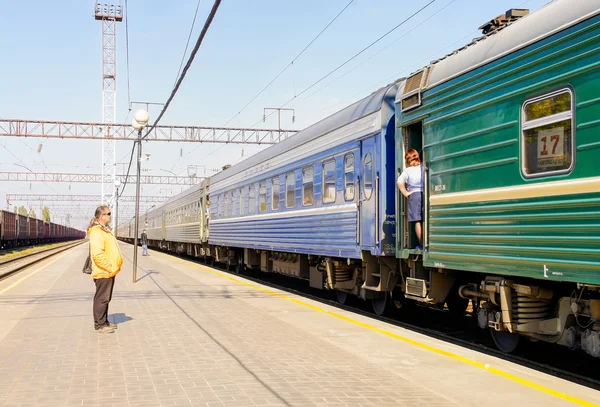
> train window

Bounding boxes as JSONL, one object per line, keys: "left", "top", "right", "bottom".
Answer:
{"left": 259, "top": 181, "right": 267, "bottom": 213}
{"left": 224, "top": 194, "right": 229, "bottom": 218}
{"left": 522, "top": 89, "right": 573, "bottom": 177}
{"left": 363, "top": 153, "right": 373, "bottom": 201}
{"left": 218, "top": 194, "right": 223, "bottom": 218}
{"left": 286, "top": 172, "right": 295, "bottom": 208}
{"left": 302, "top": 166, "right": 314, "bottom": 206}
{"left": 344, "top": 153, "right": 355, "bottom": 201}
{"left": 322, "top": 159, "right": 336, "bottom": 204}
{"left": 239, "top": 188, "right": 244, "bottom": 215}
{"left": 249, "top": 184, "right": 256, "bottom": 214}
{"left": 272, "top": 177, "right": 280, "bottom": 210}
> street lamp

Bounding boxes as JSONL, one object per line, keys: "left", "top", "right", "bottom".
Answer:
{"left": 132, "top": 109, "right": 149, "bottom": 284}
{"left": 114, "top": 178, "right": 121, "bottom": 235}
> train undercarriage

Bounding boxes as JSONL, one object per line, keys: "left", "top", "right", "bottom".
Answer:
{"left": 134, "top": 237, "right": 600, "bottom": 358}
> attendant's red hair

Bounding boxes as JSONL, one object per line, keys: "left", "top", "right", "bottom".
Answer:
{"left": 405, "top": 149, "right": 421, "bottom": 167}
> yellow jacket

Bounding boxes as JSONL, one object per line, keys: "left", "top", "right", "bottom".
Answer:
{"left": 89, "top": 223, "right": 123, "bottom": 279}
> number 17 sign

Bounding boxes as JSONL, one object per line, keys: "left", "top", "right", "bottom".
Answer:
{"left": 537, "top": 127, "right": 565, "bottom": 168}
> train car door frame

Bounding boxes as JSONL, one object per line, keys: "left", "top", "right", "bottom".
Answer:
{"left": 359, "top": 135, "right": 379, "bottom": 251}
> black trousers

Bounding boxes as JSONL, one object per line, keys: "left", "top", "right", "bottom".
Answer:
{"left": 93, "top": 277, "right": 115, "bottom": 329}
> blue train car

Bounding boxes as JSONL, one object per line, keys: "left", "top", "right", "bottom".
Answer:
{"left": 205, "top": 83, "right": 399, "bottom": 308}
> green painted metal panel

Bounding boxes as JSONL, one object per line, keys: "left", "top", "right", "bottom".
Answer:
{"left": 397, "top": 15, "right": 600, "bottom": 284}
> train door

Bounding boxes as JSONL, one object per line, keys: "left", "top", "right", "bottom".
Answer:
{"left": 359, "top": 135, "right": 378, "bottom": 250}
{"left": 399, "top": 121, "right": 424, "bottom": 254}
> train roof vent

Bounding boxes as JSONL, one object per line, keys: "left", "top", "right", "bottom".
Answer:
{"left": 400, "top": 67, "right": 430, "bottom": 112}
{"left": 479, "top": 8, "right": 529, "bottom": 35}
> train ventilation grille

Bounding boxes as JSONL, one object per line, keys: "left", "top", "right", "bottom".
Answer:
{"left": 406, "top": 277, "right": 427, "bottom": 298}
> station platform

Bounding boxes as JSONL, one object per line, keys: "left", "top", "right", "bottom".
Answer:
{"left": 0, "top": 243, "right": 598, "bottom": 407}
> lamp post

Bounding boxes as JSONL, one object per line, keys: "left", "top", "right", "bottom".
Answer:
{"left": 114, "top": 178, "right": 121, "bottom": 235}
{"left": 131, "top": 109, "right": 149, "bottom": 284}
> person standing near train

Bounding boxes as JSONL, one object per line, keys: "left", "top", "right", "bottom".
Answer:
{"left": 88, "top": 205, "right": 123, "bottom": 333}
{"left": 141, "top": 228, "right": 149, "bottom": 256}
{"left": 397, "top": 149, "right": 423, "bottom": 250}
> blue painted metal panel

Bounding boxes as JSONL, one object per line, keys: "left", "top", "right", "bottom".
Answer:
{"left": 208, "top": 204, "right": 359, "bottom": 258}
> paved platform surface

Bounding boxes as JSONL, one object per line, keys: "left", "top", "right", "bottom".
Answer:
{"left": 0, "top": 243, "right": 599, "bottom": 407}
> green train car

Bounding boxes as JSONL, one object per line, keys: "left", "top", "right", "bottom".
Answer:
{"left": 395, "top": 1, "right": 600, "bottom": 354}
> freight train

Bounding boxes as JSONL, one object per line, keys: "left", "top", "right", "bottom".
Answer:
{"left": 0, "top": 210, "right": 85, "bottom": 249}
{"left": 118, "top": 0, "right": 600, "bottom": 357}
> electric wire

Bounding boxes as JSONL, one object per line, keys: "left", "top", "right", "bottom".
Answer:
{"left": 174, "top": 0, "right": 203, "bottom": 87}
{"left": 142, "top": 0, "right": 222, "bottom": 141}
{"left": 267, "top": 0, "right": 436, "bottom": 117}
{"left": 220, "top": 0, "right": 355, "bottom": 128}
{"left": 172, "top": 0, "right": 355, "bottom": 169}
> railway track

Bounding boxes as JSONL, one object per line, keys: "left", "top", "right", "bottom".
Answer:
{"left": 0, "top": 240, "right": 86, "bottom": 282}
{"left": 149, "top": 248, "right": 600, "bottom": 392}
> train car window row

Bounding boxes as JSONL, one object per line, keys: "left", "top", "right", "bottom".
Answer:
{"left": 521, "top": 88, "right": 573, "bottom": 178}
{"left": 213, "top": 150, "right": 357, "bottom": 219}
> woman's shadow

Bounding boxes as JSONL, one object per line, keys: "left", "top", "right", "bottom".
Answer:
{"left": 108, "top": 312, "right": 134, "bottom": 325}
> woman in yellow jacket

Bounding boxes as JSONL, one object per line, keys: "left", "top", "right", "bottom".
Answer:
{"left": 88, "top": 205, "right": 123, "bottom": 333}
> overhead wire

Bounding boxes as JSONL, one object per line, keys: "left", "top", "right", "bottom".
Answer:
{"left": 182, "top": 1, "right": 438, "bottom": 166}
{"left": 172, "top": 0, "right": 354, "bottom": 170}
{"left": 141, "top": 0, "right": 222, "bottom": 141}
{"left": 317, "top": 0, "right": 535, "bottom": 117}
{"left": 301, "top": 0, "right": 457, "bottom": 103}
{"left": 220, "top": 0, "right": 355, "bottom": 128}
{"left": 174, "top": 0, "right": 203, "bottom": 87}
{"left": 260, "top": 0, "right": 437, "bottom": 120}
{"left": 117, "top": 142, "right": 136, "bottom": 198}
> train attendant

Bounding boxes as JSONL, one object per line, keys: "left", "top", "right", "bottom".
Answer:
{"left": 88, "top": 206, "right": 123, "bottom": 333}
{"left": 397, "top": 149, "right": 423, "bottom": 249}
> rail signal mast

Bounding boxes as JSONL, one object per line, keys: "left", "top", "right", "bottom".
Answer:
{"left": 94, "top": 2, "right": 123, "bottom": 209}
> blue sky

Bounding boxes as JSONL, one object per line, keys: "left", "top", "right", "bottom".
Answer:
{"left": 0, "top": 0, "right": 549, "bottom": 228}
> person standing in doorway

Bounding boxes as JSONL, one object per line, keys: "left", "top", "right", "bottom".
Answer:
{"left": 397, "top": 149, "right": 424, "bottom": 250}
{"left": 88, "top": 205, "right": 123, "bottom": 333}
{"left": 141, "top": 228, "right": 149, "bottom": 256}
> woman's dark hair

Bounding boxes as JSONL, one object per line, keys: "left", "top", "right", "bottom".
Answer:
{"left": 88, "top": 205, "right": 108, "bottom": 230}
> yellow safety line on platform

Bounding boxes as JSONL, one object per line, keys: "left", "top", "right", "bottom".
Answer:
{"left": 156, "top": 252, "right": 599, "bottom": 407}
{"left": 0, "top": 251, "right": 71, "bottom": 295}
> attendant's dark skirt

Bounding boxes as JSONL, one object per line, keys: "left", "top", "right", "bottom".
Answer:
{"left": 408, "top": 191, "right": 423, "bottom": 222}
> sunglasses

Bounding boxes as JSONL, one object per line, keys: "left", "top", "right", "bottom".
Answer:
{"left": 103, "top": 212, "right": 112, "bottom": 216}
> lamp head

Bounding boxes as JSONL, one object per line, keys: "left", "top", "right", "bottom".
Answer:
{"left": 134, "top": 109, "right": 149, "bottom": 127}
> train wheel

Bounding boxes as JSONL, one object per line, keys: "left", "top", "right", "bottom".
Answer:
{"left": 234, "top": 255, "right": 244, "bottom": 274}
{"left": 490, "top": 329, "right": 520, "bottom": 353}
{"left": 336, "top": 290, "right": 348, "bottom": 305}
{"left": 371, "top": 293, "right": 388, "bottom": 316}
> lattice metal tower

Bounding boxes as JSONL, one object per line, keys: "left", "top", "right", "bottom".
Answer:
{"left": 94, "top": 2, "right": 123, "bottom": 207}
